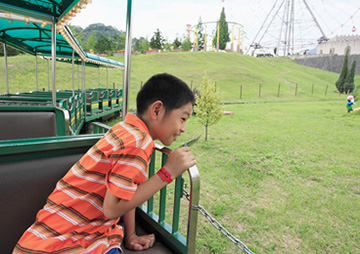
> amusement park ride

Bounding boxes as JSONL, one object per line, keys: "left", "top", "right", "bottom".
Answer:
{"left": 185, "top": 0, "right": 359, "bottom": 56}
{"left": 246, "top": 0, "right": 330, "bottom": 56}
{"left": 0, "top": 0, "right": 202, "bottom": 253}
{"left": 245, "top": 0, "right": 360, "bottom": 56}
{"left": 186, "top": 21, "right": 246, "bottom": 53}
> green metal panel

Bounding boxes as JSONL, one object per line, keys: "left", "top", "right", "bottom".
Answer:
{"left": 0, "top": 134, "right": 102, "bottom": 163}
{"left": 158, "top": 153, "right": 168, "bottom": 226}
{"left": 84, "top": 90, "right": 100, "bottom": 116}
{"left": 172, "top": 176, "right": 184, "bottom": 235}
{"left": 85, "top": 106, "right": 122, "bottom": 122}
{"left": 137, "top": 206, "right": 187, "bottom": 254}
{"left": 147, "top": 152, "right": 156, "bottom": 215}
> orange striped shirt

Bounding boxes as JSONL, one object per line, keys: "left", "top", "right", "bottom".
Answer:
{"left": 14, "top": 113, "right": 155, "bottom": 254}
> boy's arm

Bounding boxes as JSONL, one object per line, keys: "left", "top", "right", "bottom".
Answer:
{"left": 103, "top": 146, "right": 196, "bottom": 219}
{"left": 122, "top": 209, "right": 155, "bottom": 250}
{"left": 104, "top": 170, "right": 167, "bottom": 219}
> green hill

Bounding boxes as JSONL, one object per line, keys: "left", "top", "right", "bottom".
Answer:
{"left": 125, "top": 52, "right": 346, "bottom": 106}
{"left": 1, "top": 52, "right": 351, "bottom": 108}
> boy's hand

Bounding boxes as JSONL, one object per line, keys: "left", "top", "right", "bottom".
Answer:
{"left": 125, "top": 233, "right": 155, "bottom": 251}
{"left": 164, "top": 146, "right": 197, "bottom": 179}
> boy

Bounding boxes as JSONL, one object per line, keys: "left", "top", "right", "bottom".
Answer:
{"left": 13, "top": 73, "right": 196, "bottom": 254}
{"left": 346, "top": 95, "right": 354, "bottom": 113}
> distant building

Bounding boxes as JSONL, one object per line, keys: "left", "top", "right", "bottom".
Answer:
{"left": 316, "top": 35, "right": 360, "bottom": 55}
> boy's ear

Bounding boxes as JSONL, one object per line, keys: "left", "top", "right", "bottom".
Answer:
{"left": 150, "top": 100, "right": 164, "bottom": 120}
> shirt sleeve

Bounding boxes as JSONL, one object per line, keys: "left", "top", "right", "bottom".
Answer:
{"left": 106, "top": 147, "right": 149, "bottom": 200}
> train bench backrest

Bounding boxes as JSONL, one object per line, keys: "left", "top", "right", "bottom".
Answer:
{"left": 0, "top": 106, "right": 69, "bottom": 139}
{"left": 0, "top": 154, "right": 86, "bottom": 253}
{"left": 0, "top": 111, "right": 57, "bottom": 140}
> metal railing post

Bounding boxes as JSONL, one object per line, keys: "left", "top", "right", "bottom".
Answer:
{"left": 122, "top": 0, "right": 133, "bottom": 120}
{"left": 3, "top": 42, "right": 9, "bottom": 94}
{"left": 51, "top": 17, "right": 56, "bottom": 106}
{"left": 186, "top": 165, "right": 200, "bottom": 254}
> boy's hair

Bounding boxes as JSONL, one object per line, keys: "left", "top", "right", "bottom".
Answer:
{"left": 136, "top": 73, "right": 195, "bottom": 115}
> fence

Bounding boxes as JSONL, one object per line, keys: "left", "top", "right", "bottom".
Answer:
{"left": 139, "top": 80, "right": 347, "bottom": 103}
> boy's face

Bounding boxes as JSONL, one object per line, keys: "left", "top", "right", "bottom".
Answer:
{"left": 153, "top": 102, "right": 193, "bottom": 146}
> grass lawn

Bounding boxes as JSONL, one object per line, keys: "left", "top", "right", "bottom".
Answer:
{"left": 155, "top": 99, "right": 359, "bottom": 254}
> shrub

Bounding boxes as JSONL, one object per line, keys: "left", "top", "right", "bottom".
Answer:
{"left": 194, "top": 75, "right": 223, "bottom": 141}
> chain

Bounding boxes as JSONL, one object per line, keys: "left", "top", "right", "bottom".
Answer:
{"left": 183, "top": 188, "right": 255, "bottom": 254}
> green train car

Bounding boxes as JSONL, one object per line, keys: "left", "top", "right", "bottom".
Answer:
{"left": 0, "top": 1, "right": 200, "bottom": 253}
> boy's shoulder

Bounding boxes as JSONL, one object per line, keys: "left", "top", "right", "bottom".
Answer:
{"left": 107, "top": 115, "right": 154, "bottom": 152}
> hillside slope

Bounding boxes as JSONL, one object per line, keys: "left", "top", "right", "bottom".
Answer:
{"left": 1, "top": 52, "right": 351, "bottom": 107}
{"left": 124, "top": 52, "right": 346, "bottom": 106}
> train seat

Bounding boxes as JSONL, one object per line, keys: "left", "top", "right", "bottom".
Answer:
{"left": 0, "top": 111, "right": 57, "bottom": 140}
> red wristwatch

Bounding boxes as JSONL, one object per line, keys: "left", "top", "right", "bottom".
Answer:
{"left": 157, "top": 167, "right": 173, "bottom": 183}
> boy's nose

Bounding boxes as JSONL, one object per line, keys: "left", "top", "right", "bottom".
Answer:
{"left": 180, "top": 123, "right": 186, "bottom": 133}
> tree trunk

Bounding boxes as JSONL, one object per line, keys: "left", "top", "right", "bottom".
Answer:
{"left": 205, "top": 124, "right": 208, "bottom": 141}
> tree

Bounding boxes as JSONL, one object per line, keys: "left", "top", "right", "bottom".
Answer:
{"left": 113, "top": 33, "right": 126, "bottom": 52}
{"left": 133, "top": 37, "right": 146, "bottom": 53}
{"left": 141, "top": 38, "right": 150, "bottom": 54}
{"left": 150, "top": 29, "right": 164, "bottom": 50}
{"left": 68, "top": 24, "right": 83, "bottom": 35}
{"left": 335, "top": 47, "right": 350, "bottom": 93}
{"left": 344, "top": 59, "right": 356, "bottom": 93}
{"left": 173, "top": 37, "right": 182, "bottom": 50}
{"left": 81, "top": 23, "right": 122, "bottom": 41}
{"left": 163, "top": 38, "right": 172, "bottom": 51}
{"left": 181, "top": 37, "right": 192, "bottom": 51}
{"left": 68, "top": 24, "right": 87, "bottom": 52}
{"left": 194, "top": 75, "right": 223, "bottom": 141}
{"left": 196, "top": 17, "right": 205, "bottom": 51}
{"left": 95, "top": 35, "right": 113, "bottom": 54}
{"left": 87, "top": 31, "right": 97, "bottom": 53}
{"left": 212, "top": 7, "right": 230, "bottom": 50}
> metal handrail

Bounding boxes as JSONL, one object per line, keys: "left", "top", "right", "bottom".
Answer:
{"left": 154, "top": 143, "right": 200, "bottom": 254}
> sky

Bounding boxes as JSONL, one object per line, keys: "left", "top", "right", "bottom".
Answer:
{"left": 71, "top": 0, "right": 360, "bottom": 54}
